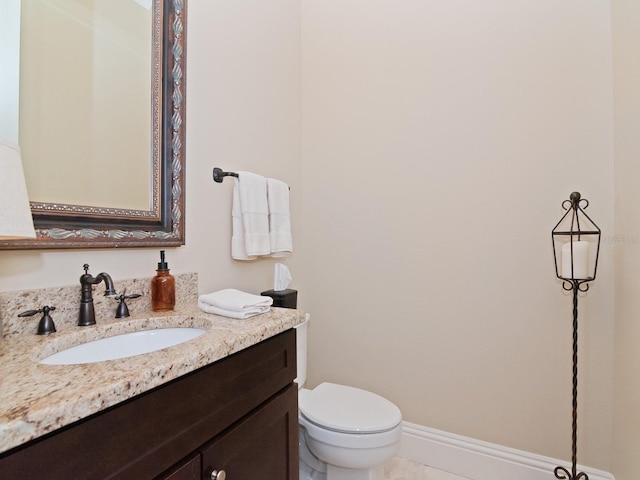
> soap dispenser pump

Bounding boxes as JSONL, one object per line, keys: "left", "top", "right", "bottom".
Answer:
{"left": 151, "top": 250, "right": 175, "bottom": 311}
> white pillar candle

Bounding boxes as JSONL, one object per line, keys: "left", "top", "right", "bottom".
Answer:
{"left": 561, "top": 240, "right": 590, "bottom": 279}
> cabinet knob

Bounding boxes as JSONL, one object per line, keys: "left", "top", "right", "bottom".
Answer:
{"left": 210, "top": 470, "right": 226, "bottom": 480}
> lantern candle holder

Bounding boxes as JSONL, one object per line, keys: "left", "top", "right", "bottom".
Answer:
{"left": 550, "top": 191, "right": 601, "bottom": 480}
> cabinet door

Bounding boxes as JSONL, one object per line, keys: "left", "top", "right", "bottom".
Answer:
{"left": 201, "top": 383, "right": 299, "bottom": 480}
{"left": 156, "top": 453, "right": 200, "bottom": 480}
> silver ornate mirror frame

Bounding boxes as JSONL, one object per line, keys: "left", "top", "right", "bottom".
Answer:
{"left": 0, "top": 0, "right": 186, "bottom": 250}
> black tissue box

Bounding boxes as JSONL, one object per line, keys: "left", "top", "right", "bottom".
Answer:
{"left": 261, "top": 289, "right": 297, "bottom": 309}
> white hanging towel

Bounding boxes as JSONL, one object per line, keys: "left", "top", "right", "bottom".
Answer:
{"left": 231, "top": 172, "right": 270, "bottom": 260}
{"left": 198, "top": 288, "right": 273, "bottom": 319}
{"left": 231, "top": 181, "right": 252, "bottom": 260}
{"left": 267, "top": 178, "right": 293, "bottom": 257}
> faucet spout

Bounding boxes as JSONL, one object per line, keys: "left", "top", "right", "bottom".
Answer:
{"left": 78, "top": 264, "right": 117, "bottom": 326}
{"left": 96, "top": 272, "right": 117, "bottom": 297}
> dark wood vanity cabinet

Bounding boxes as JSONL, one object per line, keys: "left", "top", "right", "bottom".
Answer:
{"left": 0, "top": 329, "right": 299, "bottom": 480}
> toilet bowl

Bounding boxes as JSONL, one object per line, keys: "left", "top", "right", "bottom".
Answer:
{"left": 295, "top": 316, "right": 402, "bottom": 480}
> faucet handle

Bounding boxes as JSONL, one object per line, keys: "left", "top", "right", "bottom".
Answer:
{"left": 18, "top": 306, "right": 57, "bottom": 335}
{"left": 18, "top": 306, "right": 56, "bottom": 317}
{"left": 114, "top": 290, "right": 141, "bottom": 318}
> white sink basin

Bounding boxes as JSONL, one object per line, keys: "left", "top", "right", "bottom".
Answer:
{"left": 40, "top": 328, "right": 206, "bottom": 365}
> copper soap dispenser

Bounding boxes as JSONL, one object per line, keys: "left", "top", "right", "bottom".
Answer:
{"left": 151, "top": 250, "right": 175, "bottom": 311}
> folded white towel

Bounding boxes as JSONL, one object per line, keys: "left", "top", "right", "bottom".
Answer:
{"left": 267, "top": 178, "right": 293, "bottom": 257}
{"left": 198, "top": 302, "right": 269, "bottom": 319}
{"left": 232, "top": 172, "right": 270, "bottom": 259}
{"left": 198, "top": 288, "right": 273, "bottom": 312}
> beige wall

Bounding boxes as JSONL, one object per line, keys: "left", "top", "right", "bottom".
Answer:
{"left": 299, "top": 0, "right": 615, "bottom": 470}
{"left": 2, "top": 0, "right": 637, "bottom": 476}
{"left": 612, "top": 0, "right": 640, "bottom": 478}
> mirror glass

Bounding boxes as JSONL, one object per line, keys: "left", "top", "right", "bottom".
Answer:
{"left": 0, "top": 0, "right": 186, "bottom": 249}
{"left": 20, "top": 0, "right": 153, "bottom": 211}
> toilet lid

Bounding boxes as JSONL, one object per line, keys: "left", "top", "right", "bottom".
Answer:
{"left": 299, "top": 382, "right": 402, "bottom": 434}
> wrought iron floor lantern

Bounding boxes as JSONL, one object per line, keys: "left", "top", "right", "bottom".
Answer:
{"left": 551, "top": 192, "right": 601, "bottom": 480}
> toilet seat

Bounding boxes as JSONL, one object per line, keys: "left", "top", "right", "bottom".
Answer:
{"left": 299, "top": 413, "right": 402, "bottom": 450}
{"left": 299, "top": 382, "right": 402, "bottom": 434}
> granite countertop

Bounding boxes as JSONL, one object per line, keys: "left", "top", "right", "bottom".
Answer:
{"left": 0, "top": 305, "right": 304, "bottom": 455}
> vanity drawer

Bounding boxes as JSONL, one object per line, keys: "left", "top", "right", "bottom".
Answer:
{"left": 0, "top": 329, "right": 297, "bottom": 480}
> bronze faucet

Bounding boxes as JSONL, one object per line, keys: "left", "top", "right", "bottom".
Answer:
{"left": 78, "top": 264, "right": 117, "bottom": 326}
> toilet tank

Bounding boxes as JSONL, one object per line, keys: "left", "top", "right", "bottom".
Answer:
{"left": 294, "top": 313, "right": 310, "bottom": 388}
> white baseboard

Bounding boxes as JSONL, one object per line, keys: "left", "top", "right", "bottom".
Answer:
{"left": 398, "top": 421, "right": 614, "bottom": 480}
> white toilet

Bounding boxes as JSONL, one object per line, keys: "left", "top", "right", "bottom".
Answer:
{"left": 295, "top": 315, "right": 403, "bottom": 480}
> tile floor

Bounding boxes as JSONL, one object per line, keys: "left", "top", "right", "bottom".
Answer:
{"left": 383, "top": 457, "right": 471, "bottom": 480}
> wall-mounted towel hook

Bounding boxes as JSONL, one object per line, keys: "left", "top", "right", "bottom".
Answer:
{"left": 212, "top": 168, "right": 239, "bottom": 183}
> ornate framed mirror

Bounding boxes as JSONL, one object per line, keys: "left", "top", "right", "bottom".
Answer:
{"left": 0, "top": 0, "right": 186, "bottom": 249}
